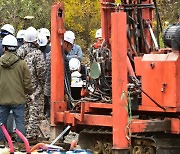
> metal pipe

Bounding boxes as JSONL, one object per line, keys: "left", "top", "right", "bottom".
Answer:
{"left": 50, "top": 125, "right": 71, "bottom": 145}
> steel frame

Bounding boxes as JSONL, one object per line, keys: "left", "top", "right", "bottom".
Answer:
{"left": 50, "top": 0, "right": 180, "bottom": 153}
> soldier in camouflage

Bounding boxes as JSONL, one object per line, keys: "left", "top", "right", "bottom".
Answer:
{"left": 17, "top": 27, "right": 45, "bottom": 142}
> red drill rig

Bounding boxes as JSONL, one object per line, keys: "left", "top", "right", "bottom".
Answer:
{"left": 50, "top": 0, "right": 180, "bottom": 153}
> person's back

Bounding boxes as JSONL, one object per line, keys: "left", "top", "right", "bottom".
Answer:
{"left": 18, "top": 42, "right": 45, "bottom": 88}
{"left": 17, "top": 26, "right": 45, "bottom": 143}
{"left": 0, "top": 51, "right": 32, "bottom": 103}
{"left": 0, "top": 35, "right": 33, "bottom": 147}
{"left": 17, "top": 28, "right": 45, "bottom": 90}
{"left": 44, "top": 43, "right": 51, "bottom": 59}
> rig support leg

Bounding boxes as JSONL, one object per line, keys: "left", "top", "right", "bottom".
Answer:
{"left": 50, "top": 125, "right": 64, "bottom": 141}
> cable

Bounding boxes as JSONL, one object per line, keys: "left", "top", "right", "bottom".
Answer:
{"left": 130, "top": 77, "right": 166, "bottom": 111}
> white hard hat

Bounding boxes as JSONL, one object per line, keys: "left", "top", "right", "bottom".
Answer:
{"left": 37, "top": 33, "right": 48, "bottom": 46}
{"left": 24, "top": 26, "right": 38, "bottom": 42}
{"left": 64, "top": 31, "right": 75, "bottom": 45}
{"left": 95, "top": 28, "right": 102, "bottom": 39}
{"left": 71, "top": 71, "right": 82, "bottom": 77}
{"left": 69, "top": 58, "right": 81, "bottom": 71}
{"left": 39, "top": 28, "right": 50, "bottom": 37}
{"left": 16, "top": 30, "right": 26, "bottom": 39}
{"left": 2, "top": 35, "right": 18, "bottom": 47}
{"left": 1, "top": 24, "right": 15, "bottom": 35}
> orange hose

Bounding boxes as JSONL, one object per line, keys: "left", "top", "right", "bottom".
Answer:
{"left": 30, "top": 143, "right": 45, "bottom": 152}
{"left": 69, "top": 140, "right": 77, "bottom": 150}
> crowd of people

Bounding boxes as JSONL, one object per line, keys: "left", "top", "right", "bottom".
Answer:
{"left": 0, "top": 23, "right": 84, "bottom": 150}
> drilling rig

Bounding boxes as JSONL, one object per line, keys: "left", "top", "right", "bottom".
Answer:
{"left": 50, "top": 0, "right": 180, "bottom": 153}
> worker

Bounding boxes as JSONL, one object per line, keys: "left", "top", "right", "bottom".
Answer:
{"left": 0, "top": 24, "right": 16, "bottom": 139}
{"left": 93, "top": 28, "right": 104, "bottom": 49}
{"left": 37, "top": 33, "right": 51, "bottom": 117}
{"left": 37, "top": 33, "right": 48, "bottom": 59}
{"left": 63, "top": 31, "right": 75, "bottom": 109}
{"left": 17, "top": 26, "right": 45, "bottom": 144}
{"left": 0, "top": 35, "right": 33, "bottom": 148}
{"left": 69, "top": 58, "right": 86, "bottom": 100}
{"left": 0, "top": 24, "right": 15, "bottom": 56}
{"left": 39, "top": 28, "right": 51, "bottom": 60}
{"left": 16, "top": 29, "right": 26, "bottom": 48}
{"left": 37, "top": 32, "right": 51, "bottom": 117}
{"left": 95, "top": 28, "right": 102, "bottom": 40}
{"left": 39, "top": 28, "right": 51, "bottom": 44}
{"left": 65, "top": 30, "right": 83, "bottom": 62}
{"left": 38, "top": 31, "right": 51, "bottom": 116}
{"left": 69, "top": 58, "right": 86, "bottom": 80}
{"left": 44, "top": 51, "right": 51, "bottom": 117}
{"left": 63, "top": 30, "right": 75, "bottom": 81}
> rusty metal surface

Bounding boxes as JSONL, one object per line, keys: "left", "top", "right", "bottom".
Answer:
{"left": 131, "top": 119, "right": 171, "bottom": 133}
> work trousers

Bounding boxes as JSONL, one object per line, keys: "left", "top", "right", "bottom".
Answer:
{"left": 25, "top": 93, "right": 44, "bottom": 139}
{"left": 0, "top": 104, "right": 25, "bottom": 142}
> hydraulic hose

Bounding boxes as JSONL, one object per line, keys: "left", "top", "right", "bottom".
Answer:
{"left": 15, "top": 128, "right": 31, "bottom": 154}
{"left": 0, "top": 123, "right": 14, "bottom": 153}
{"left": 131, "top": 77, "right": 166, "bottom": 111}
{"left": 64, "top": 64, "right": 74, "bottom": 109}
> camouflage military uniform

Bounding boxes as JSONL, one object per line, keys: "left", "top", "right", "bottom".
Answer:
{"left": 17, "top": 43, "right": 45, "bottom": 139}
{"left": 44, "top": 51, "right": 51, "bottom": 117}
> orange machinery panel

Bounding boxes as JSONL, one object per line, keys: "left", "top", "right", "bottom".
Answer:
{"left": 135, "top": 52, "right": 180, "bottom": 112}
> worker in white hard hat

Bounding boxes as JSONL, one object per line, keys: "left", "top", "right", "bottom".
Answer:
{"left": 38, "top": 27, "right": 51, "bottom": 60}
{"left": 64, "top": 30, "right": 83, "bottom": 62}
{"left": 1, "top": 24, "right": 15, "bottom": 36}
{"left": 0, "top": 35, "right": 33, "bottom": 148}
{"left": 37, "top": 33, "right": 51, "bottom": 117}
{"left": 95, "top": 28, "right": 102, "bottom": 39}
{"left": 93, "top": 28, "right": 104, "bottom": 49}
{"left": 63, "top": 31, "right": 73, "bottom": 105}
{"left": 38, "top": 28, "right": 51, "bottom": 116}
{"left": 0, "top": 24, "right": 15, "bottom": 57}
{"left": 69, "top": 58, "right": 81, "bottom": 72}
{"left": 16, "top": 29, "right": 26, "bottom": 48}
{"left": 64, "top": 30, "right": 75, "bottom": 53}
{"left": 69, "top": 57, "right": 86, "bottom": 80}
{"left": 0, "top": 24, "right": 16, "bottom": 139}
{"left": 17, "top": 26, "right": 45, "bottom": 144}
{"left": 39, "top": 28, "right": 50, "bottom": 43}
{"left": 68, "top": 58, "right": 87, "bottom": 100}
{"left": 88, "top": 28, "right": 103, "bottom": 63}
{"left": 37, "top": 33, "right": 48, "bottom": 57}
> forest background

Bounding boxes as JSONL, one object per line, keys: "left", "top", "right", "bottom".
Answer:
{"left": 0, "top": 0, "right": 179, "bottom": 62}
